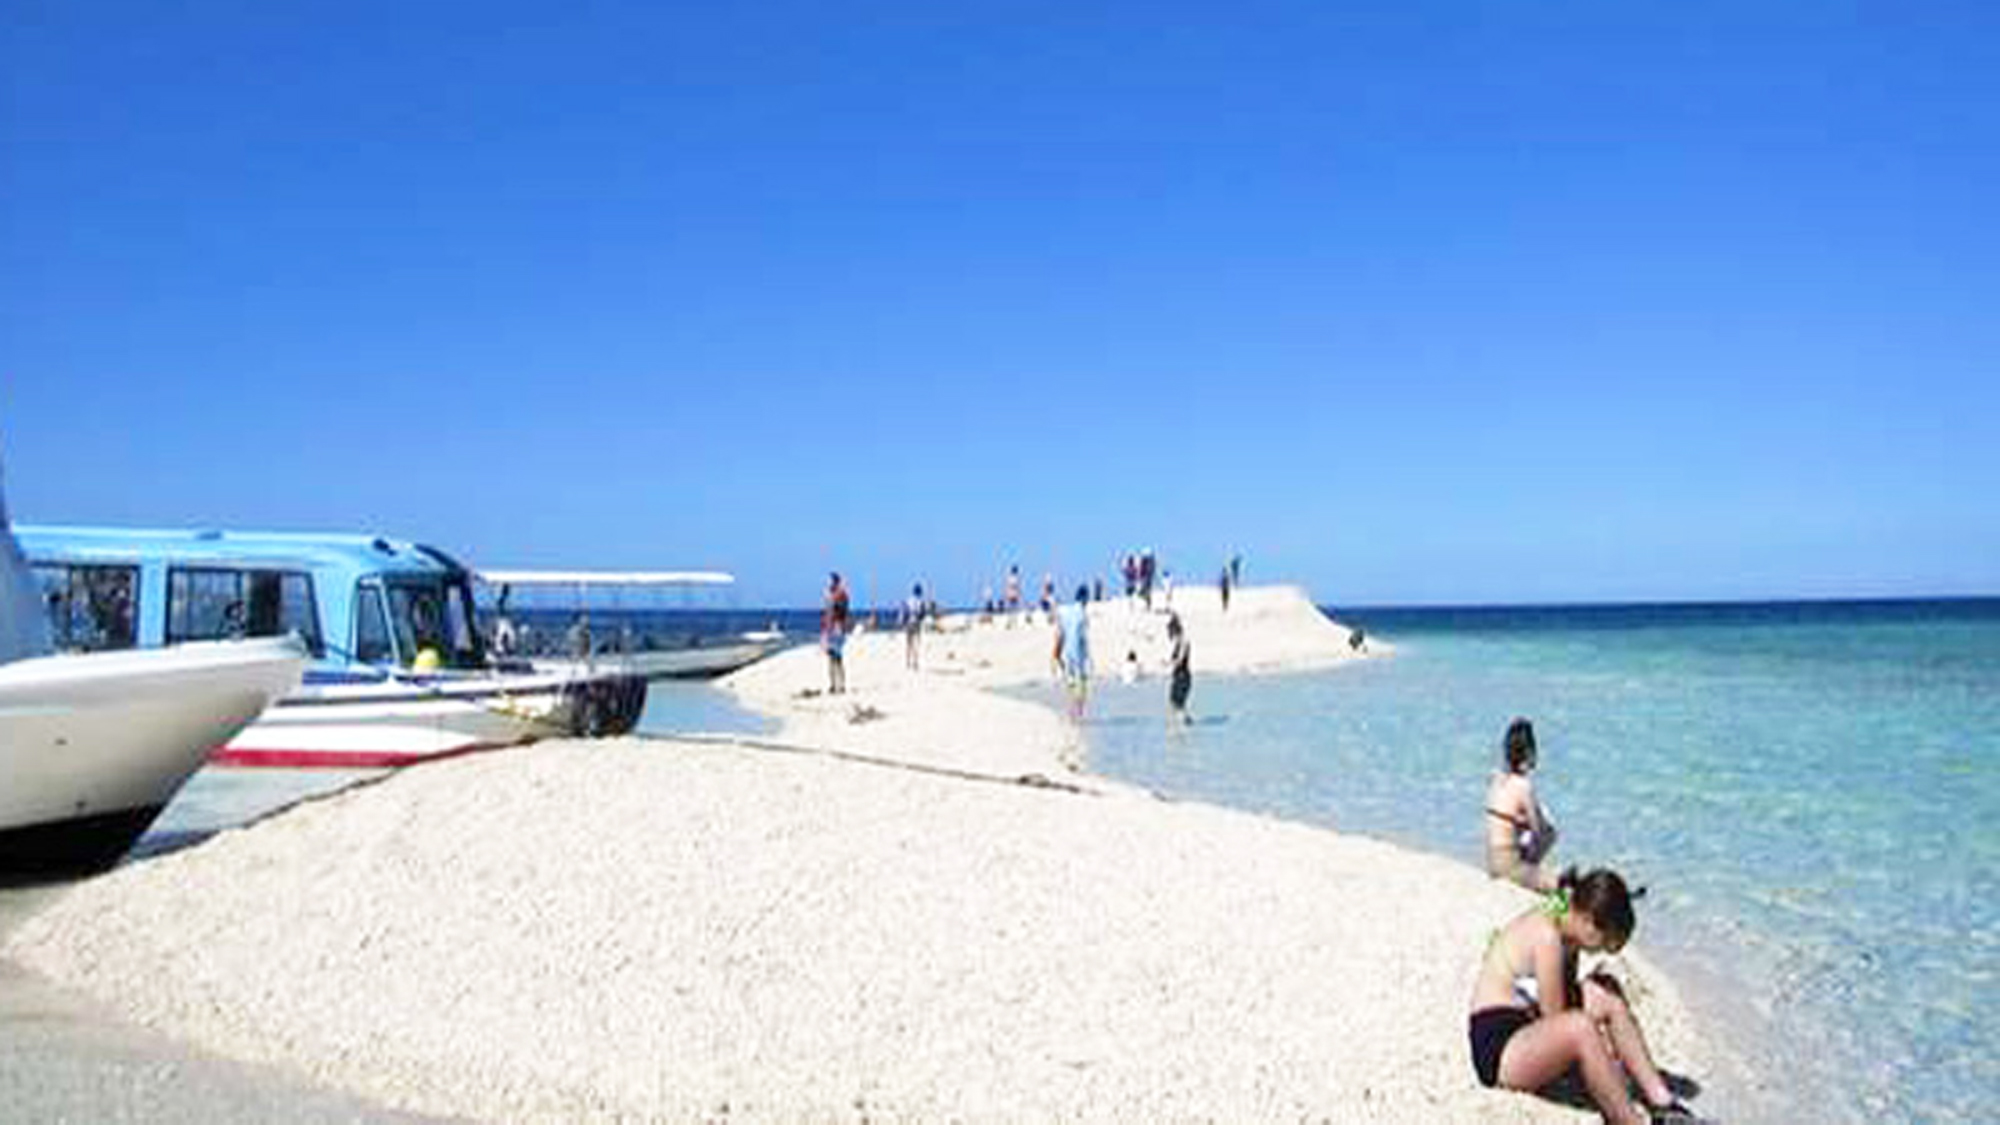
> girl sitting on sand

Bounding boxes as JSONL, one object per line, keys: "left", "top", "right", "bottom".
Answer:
{"left": 1467, "top": 868, "right": 1697, "bottom": 1124}
{"left": 1486, "top": 717, "right": 1559, "bottom": 890}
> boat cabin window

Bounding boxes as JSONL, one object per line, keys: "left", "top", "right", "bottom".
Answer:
{"left": 353, "top": 582, "right": 394, "bottom": 664}
{"left": 166, "top": 567, "right": 324, "bottom": 655}
{"left": 381, "top": 579, "right": 483, "bottom": 669}
{"left": 31, "top": 563, "right": 138, "bottom": 652}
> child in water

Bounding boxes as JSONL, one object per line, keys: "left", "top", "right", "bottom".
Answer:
{"left": 1466, "top": 868, "right": 1699, "bottom": 1124}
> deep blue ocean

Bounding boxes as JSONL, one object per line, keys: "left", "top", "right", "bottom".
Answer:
{"left": 1055, "top": 599, "right": 1998, "bottom": 1124}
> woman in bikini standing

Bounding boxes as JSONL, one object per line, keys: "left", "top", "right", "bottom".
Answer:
{"left": 1486, "top": 717, "right": 1559, "bottom": 890}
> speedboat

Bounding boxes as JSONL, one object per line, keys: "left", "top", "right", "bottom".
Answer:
{"left": 1, "top": 451, "right": 306, "bottom": 874}
{"left": 14, "top": 526, "right": 649, "bottom": 769}
{"left": 479, "top": 568, "right": 788, "bottom": 680}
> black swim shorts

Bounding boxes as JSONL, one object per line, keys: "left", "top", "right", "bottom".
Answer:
{"left": 1468, "top": 1006, "right": 1535, "bottom": 1088}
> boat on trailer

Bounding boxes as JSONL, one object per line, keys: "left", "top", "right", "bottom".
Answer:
{"left": 479, "top": 568, "right": 788, "bottom": 680}
{"left": 15, "top": 526, "right": 649, "bottom": 769}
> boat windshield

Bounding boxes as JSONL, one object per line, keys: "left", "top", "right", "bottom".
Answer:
{"left": 384, "top": 578, "right": 484, "bottom": 669}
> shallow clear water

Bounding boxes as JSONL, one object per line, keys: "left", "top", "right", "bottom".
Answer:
{"left": 1081, "top": 600, "right": 2000, "bottom": 1125}
{"left": 636, "top": 679, "right": 774, "bottom": 739}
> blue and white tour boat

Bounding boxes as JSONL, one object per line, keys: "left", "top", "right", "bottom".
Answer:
{"left": 14, "top": 525, "right": 648, "bottom": 769}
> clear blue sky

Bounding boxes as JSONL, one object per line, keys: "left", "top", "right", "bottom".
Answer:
{"left": 4, "top": 1, "right": 1996, "bottom": 607}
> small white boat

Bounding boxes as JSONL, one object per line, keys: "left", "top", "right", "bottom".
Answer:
{"left": 1, "top": 448, "right": 306, "bottom": 874}
{"left": 0, "top": 638, "right": 306, "bottom": 874}
{"left": 599, "top": 631, "right": 787, "bottom": 679}
{"left": 480, "top": 569, "right": 787, "bottom": 680}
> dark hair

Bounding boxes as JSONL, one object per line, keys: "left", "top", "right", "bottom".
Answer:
{"left": 1167, "top": 612, "right": 1183, "bottom": 636}
{"left": 1558, "top": 867, "right": 1637, "bottom": 945}
{"left": 1503, "top": 717, "right": 1537, "bottom": 773}
{"left": 1075, "top": 584, "right": 1090, "bottom": 602}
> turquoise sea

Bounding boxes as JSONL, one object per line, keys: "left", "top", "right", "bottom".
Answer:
{"left": 1059, "top": 599, "right": 1999, "bottom": 1124}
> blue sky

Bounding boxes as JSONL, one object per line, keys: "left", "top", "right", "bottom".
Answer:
{"left": 4, "top": 1, "right": 1996, "bottom": 607}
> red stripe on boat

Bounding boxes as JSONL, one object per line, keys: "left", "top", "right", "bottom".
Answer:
{"left": 209, "top": 741, "right": 523, "bottom": 769}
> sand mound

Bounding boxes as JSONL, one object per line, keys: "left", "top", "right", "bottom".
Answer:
{"left": 8, "top": 737, "right": 1697, "bottom": 1122}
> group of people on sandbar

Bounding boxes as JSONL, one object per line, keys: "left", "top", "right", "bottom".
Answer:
{"left": 1050, "top": 584, "right": 1194, "bottom": 726}
{"left": 1471, "top": 718, "right": 1703, "bottom": 1123}
{"left": 817, "top": 571, "right": 1193, "bottom": 725}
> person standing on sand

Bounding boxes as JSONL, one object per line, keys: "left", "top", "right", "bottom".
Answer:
{"left": 1054, "top": 584, "right": 1091, "bottom": 720}
{"left": 1218, "top": 561, "right": 1232, "bottom": 612}
{"left": 822, "top": 572, "right": 851, "bottom": 695}
{"left": 1166, "top": 611, "right": 1192, "bottom": 724}
{"left": 901, "top": 582, "right": 924, "bottom": 671}
{"left": 1004, "top": 565, "right": 1023, "bottom": 626}
{"left": 1486, "top": 717, "right": 1560, "bottom": 891}
{"left": 1467, "top": 868, "right": 1698, "bottom": 1124}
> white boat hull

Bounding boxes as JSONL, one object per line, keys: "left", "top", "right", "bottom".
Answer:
{"left": 627, "top": 636, "right": 786, "bottom": 679}
{"left": 0, "top": 637, "right": 305, "bottom": 874}
{"left": 210, "top": 666, "right": 648, "bottom": 769}
{"left": 530, "top": 634, "right": 788, "bottom": 682}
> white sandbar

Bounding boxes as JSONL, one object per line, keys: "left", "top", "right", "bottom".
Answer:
{"left": 5, "top": 585, "right": 1705, "bottom": 1121}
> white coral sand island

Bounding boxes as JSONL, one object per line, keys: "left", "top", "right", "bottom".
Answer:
{"left": 7, "top": 584, "right": 1708, "bottom": 1122}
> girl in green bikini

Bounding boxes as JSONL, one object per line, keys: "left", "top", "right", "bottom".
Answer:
{"left": 1467, "top": 867, "right": 1699, "bottom": 1124}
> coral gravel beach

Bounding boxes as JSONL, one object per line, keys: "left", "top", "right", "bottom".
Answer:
{"left": 4, "top": 587, "right": 1707, "bottom": 1121}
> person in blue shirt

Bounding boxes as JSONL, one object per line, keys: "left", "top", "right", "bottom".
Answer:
{"left": 1054, "top": 584, "right": 1091, "bottom": 720}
